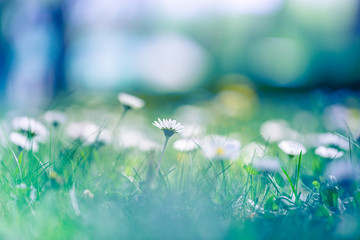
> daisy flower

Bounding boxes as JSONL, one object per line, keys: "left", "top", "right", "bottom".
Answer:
{"left": 278, "top": 140, "right": 306, "bottom": 156}
{"left": 201, "top": 135, "right": 241, "bottom": 161}
{"left": 118, "top": 93, "right": 145, "bottom": 110}
{"left": 152, "top": 118, "right": 184, "bottom": 137}
{"left": 253, "top": 157, "right": 281, "bottom": 173}
{"left": 66, "top": 122, "right": 112, "bottom": 147}
{"left": 152, "top": 118, "right": 184, "bottom": 173}
{"left": 260, "top": 119, "right": 298, "bottom": 143}
{"left": 12, "top": 117, "right": 48, "bottom": 143}
{"left": 85, "top": 128, "right": 112, "bottom": 147}
{"left": 173, "top": 139, "right": 198, "bottom": 152}
{"left": 315, "top": 146, "right": 344, "bottom": 159}
{"left": 44, "top": 110, "right": 66, "bottom": 127}
{"left": 317, "top": 133, "right": 349, "bottom": 151}
{"left": 9, "top": 132, "right": 39, "bottom": 152}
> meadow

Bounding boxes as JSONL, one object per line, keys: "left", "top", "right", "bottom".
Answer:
{"left": 0, "top": 88, "right": 359, "bottom": 239}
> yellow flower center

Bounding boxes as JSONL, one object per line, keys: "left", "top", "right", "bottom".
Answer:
{"left": 216, "top": 147, "right": 225, "bottom": 156}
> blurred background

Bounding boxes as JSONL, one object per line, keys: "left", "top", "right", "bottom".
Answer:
{"left": 0, "top": 0, "right": 359, "bottom": 112}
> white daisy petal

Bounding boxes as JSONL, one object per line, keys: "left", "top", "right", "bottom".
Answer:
{"left": 153, "top": 118, "right": 184, "bottom": 138}
{"left": 278, "top": 140, "right": 306, "bottom": 156}
{"left": 315, "top": 146, "right": 344, "bottom": 159}
{"left": 66, "top": 121, "right": 112, "bottom": 147}
{"left": 118, "top": 93, "right": 145, "bottom": 109}
{"left": 200, "top": 135, "right": 241, "bottom": 161}
{"left": 44, "top": 111, "right": 67, "bottom": 126}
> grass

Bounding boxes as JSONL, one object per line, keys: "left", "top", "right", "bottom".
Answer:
{"left": 0, "top": 90, "right": 360, "bottom": 239}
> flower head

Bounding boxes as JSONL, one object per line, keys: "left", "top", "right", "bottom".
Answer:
{"left": 66, "top": 122, "right": 112, "bottom": 147}
{"left": 10, "top": 132, "right": 39, "bottom": 152}
{"left": 152, "top": 118, "right": 184, "bottom": 138}
{"left": 118, "top": 93, "right": 145, "bottom": 110}
{"left": 278, "top": 140, "right": 306, "bottom": 156}
{"left": 12, "top": 117, "right": 48, "bottom": 143}
{"left": 201, "top": 135, "right": 241, "bottom": 161}
{"left": 260, "top": 119, "right": 298, "bottom": 143}
{"left": 317, "top": 133, "right": 349, "bottom": 151}
{"left": 44, "top": 110, "right": 66, "bottom": 127}
{"left": 315, "top": 146, "right": 344, "bottom": 159}
{"left": 173, "top": 139, "right": 198, "bottom": 152}
{"left": 85, "top": 128, "right": 112, "bottom": 147}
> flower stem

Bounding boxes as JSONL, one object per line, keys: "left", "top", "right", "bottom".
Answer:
{"left": 220, "top": 160, "right": 227, "bottom": 194}
{"left": 114, "top": 107, "right": 130, "bottom": 138}
{"left": 156, "top": 136, "right": 169, "bottom": 174}
{"left": 117, "top": 107, "right": 130, "bottom": 126}
{"left": 266, "top": 173, "right": 281, "bottom": 196}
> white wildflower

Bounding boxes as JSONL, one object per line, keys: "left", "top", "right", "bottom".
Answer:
{"left": 201, "top": 135, "right": 241, "bottom": 161}
{"left": 278, "top": 140, "right": 306, "bottom": 156}
{"left": 317, "top": 133, "right": 350, "bottom": 151}
{"left": 66, "top": 122, "right": 111, "bottom": 146}
{"left": 10, "top": 132, "right": 39, "bottom": 152}
{"left": 84, "top": 128, "right": 112, "bottom": 147}
{"left": 315, "top": 146, "right": 344, "bottom": 159}
{"left": 153, "top": 118, "right": 185, "bottom": 173}
{"left": 260, "top": 119, "right": 298, "bottom": 143}
{"left": 12, "top": 116, "right": 48, "bottom": 143}
{"left": 118, "top": 93, "right": 145, "bottom": 110}
{"left": 153, "top": 118, "right": 184, "bottom": 137}
{"left": 44, "top": 110, "right": 66, "bottom": 127}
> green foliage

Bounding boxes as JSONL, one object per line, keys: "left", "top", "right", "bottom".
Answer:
{"left": 243, "top": 164, "right": 260, "bottom": 176}
{"left": 0, "top": 93, "right": 360, "bottom": 239}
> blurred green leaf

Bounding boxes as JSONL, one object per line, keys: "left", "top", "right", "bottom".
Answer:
{"left": 264, "top": 195, "right": 279, "bottom": 212}
{"left": 354, "top": 191, "right": 360, "bottom": 207}
{"left": 312, "top": 181, "right": 320, "bottom": 190}
{"left": 315, "top": 205, "right": 331, "bottom": 217}
{"left": 243, "top": 164, "right": 260, "bottom": 176}
{"left": 321, "top": 187, "right": 339, "bottom": 208}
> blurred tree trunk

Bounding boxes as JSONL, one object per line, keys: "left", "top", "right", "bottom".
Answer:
{"left": 51, "top": 1, "right": 67, "bottom": 96}
{"left": 0, "top": 1, "right": 10, "bottom": 111}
